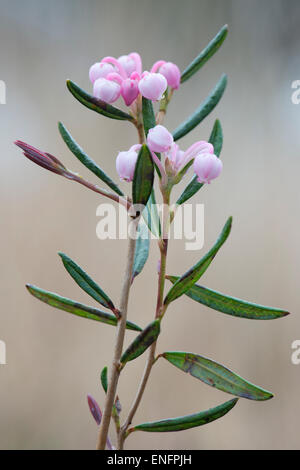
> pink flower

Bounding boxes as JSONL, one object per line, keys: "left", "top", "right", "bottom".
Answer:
{"left": 147, "top": 125, "right": 173, "bottom": 153}
{"left": 166, "top": 143, "right": 185, "bottom": 171}
{"left": 121, "top": 78, "right": 139, "bottom": 106}
{"left": 93, "top": 77, "right": 121, "bottom": 103}
{"left": 118, "top": 55, "right": 137, "bottom": 77}
{"left": 158, "top": 62, "right": 181, "bottom": 90}
{"left": 193, "top": 153, "right": 223, "bottom": 184}
{"left": 89, "top": 62, "right": 115, "bottom": 83}
{"left": 138, "top": 72, "right": 168, "bottom": 101}
{"left": 116, "top": 145, "right": 141, "bottom": 182}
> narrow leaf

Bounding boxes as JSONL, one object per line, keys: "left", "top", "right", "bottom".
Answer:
{"left": 121, "top": 319, "right": 161, "bottom": 365}
{"left": 66, "top": 80, "right": 133, "bottom": 121}
{"left": 176, "top": 119, "right": 223, "bottom": 205}
{"left": 58, "top": 122, "right": 124, "bottom": 196}
{"left": 142, "top": 97, "right": 156, "bottom": 136}
{"left": 100, "top": 367, "right": 108, "bottom": 393}
{"left": 167, "top": 276, "right": 290, "bottom": 320}
{"left": 142, "top": 189, "right": 161, "bottom": 238}
{"left": 173, "top": 74, "right": 227, "bottom": 141}
{"left": 162, "top": 352, "right": 273, "bottom": 401}
{"left": 164, "top": 217, "right": 232, "bottom": 306}
{"left": 59, "top": 252, "right": 118, "bottom": 314}
{"left": 132, "top": 221, "right": 150, "bottom": 282}
{"left": 181, "top": 25, "right": 228, "bottom": 83}
{"left": 132, "top": 145, "right": 154, "bottom": 207}
{"left": 26, "top": 284, "right": 142, "bottom": 331}
{"left": 133, "top": 398, "right": 238, "bottom": 433}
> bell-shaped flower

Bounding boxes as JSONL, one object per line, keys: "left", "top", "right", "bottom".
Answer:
{"left": 193, "top": 153, "right": 223, "bottom": 184}
{"left": 118, "top": 55, "right": 137, "bottom": 77}
{"left": 138, "top": 72, "right": 167, "bottom": 101}
{"left": 116, "top": 145, "right": 141, "bottom": 182}
{"left": 121, "top": 78, "right": 139, "bottom": 106}
{"left": 151, "top": 61, "right": 181, "bottom": 90}
{"left": 89, "top": 62, "right": 115, "bottom": 84}
{"left": 93, "top": 77, "right": 121, "bottom": 103}
{"left": 147, "top": 125, "right": 173, "bottom": 153}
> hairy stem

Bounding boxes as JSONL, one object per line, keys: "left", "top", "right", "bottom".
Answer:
{"left": 96, "top": 218, "right": 138, "bottom": 450}
{"left": 119, "top": 193, "right": 170, "bottom": 448}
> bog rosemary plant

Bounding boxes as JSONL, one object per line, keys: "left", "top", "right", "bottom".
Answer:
{"left": 15, "top": 25, "right": 289, "bottom": 450}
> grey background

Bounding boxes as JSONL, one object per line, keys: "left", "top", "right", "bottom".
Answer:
{"left": 0, "top": 0, "right": 300, "bottom": 449}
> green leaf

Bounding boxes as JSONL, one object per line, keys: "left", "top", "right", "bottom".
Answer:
{"left": 162, "top": 352, "right": 273, "bottom": 401}
{"left": 100, "top": 366, "right": 108, "bottom": 393}
{"left": 132, "top": 221, "right": 150, "bottom": 282}
{"left": 167, "top": 276, "right": 290, "bottom": 320}
{"left": 176, "top": 119, "right": 223, "bottom": 205}
{"left": 58, "top": 252, "right": 118, "bottom": 315}
{"left": 58, "top": 122, "right": 124, "bottom": 196}
{"left": 133, "top": 398, "right": 238, "bottom": 433}
{"left": 181, "top": 25, "right": 228, "bottom": 84}
{"left": 26, "top": 284, "right": 142, "bottom": 332}
{"left": 121, "top": 319, "right": 161, "bottom": 365}
{"left": 142, "top": 189, "right": 161, "bottom": 238}
{"left": 132, "top": 145, "right": 154, "bottom": 208}
{"left": 164, "top": 217, "right": 232, "bottom": 306}
{"left": 173, "top": 74, "right": 227, "bottom": 142}
{"left": 66, "top": 80, "right": 133, "bottom": 121}
{"left": 142, "top": 97, "right": 156, "bottom": 136}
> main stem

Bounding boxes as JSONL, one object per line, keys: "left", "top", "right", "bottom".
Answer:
{"left": 96, "top": 220, "right": 138, "bottom": 450}
{"left": 119, "top": 192, "right": 170, "bottom": 448}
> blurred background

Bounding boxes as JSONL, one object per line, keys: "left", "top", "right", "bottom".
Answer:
{"left": 0, "top": 0, "right": 300, "bottom": 450}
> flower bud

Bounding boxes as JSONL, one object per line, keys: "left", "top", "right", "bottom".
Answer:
{"left": 93, "top": 77, "right": 121, "bottom": 103}
{"left": 193, "top": 153, "right": 223, "bottom": 184}
{"left": 14, "top": 140, "right": 69, "bottom": 176}
{"left": 89, "top": 62, "right": 115, "bottom": 83}
{"left": 166, "top": 143, "right": 185, "bottom": 171}
{"left": 147, "top": 125, "right": 173, "bottom": 153}
{"left": 87, "top": 394, "right": 102, "bottom": 426}
{"left": 116, "top": 145, "right": 141, "bottom": 182}
{"left": 159, "top": 62, "right": 181, "bottom": 90}
{"left": 118, "top": 55, "right": 137, "bottom": 77}
{"left": 138, "top": 72, "right": 168, "bottom": 101}
{"left": 120, "top": 78, "right": 139, "bottom": 106}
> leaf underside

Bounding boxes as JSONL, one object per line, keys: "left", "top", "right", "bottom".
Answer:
{"left": 133, "top": 398, "right": 238, "bottom": 432}
{"left": 167, "top": 276, "right": 289, "bottom": 320}
{"left": 132, "top": 221, "right": 150, "bottom": 282}
{"left": 164, "top": 217, "right": 232, "bottom": 306}
{"left": 26, "top": 284, "right": 141, "bottom": 332}
{"left": 121, "top": 319, "right": 160, "bottom": 364}
{"left": 163, "top": 352, "right": 273, "bottom": 401}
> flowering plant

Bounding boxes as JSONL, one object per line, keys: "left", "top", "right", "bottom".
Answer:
{"left": 15, "top": 25, "right": 289, "bottom": 450}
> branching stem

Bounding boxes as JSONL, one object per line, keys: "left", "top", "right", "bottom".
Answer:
{"left": 96, "top": 217, "right": 139, "bottom": 450}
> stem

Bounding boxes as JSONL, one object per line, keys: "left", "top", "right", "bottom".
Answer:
{"left": 119, "top": 193, "right": 170, "bottom": 448}
{"left": 96, "top": 218, "right": 139, "bottom": 450}
{"left": 71, "top": 173, "right": 130, "bottom": 210}
{"left": 157, "top": 89, "right": 174, "bottom": 125}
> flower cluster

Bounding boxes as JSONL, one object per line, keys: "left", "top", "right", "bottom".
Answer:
{"left": 116, "top": 125, "right": 223, "bottom": 185}
{"left": 89, "top": 52, "right": 180, "bottom": 106}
